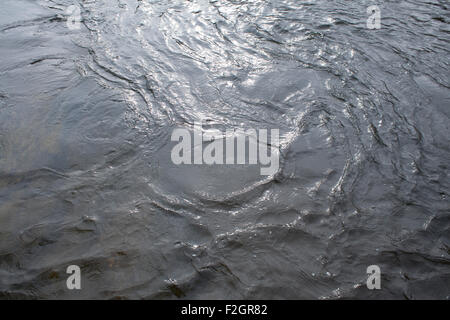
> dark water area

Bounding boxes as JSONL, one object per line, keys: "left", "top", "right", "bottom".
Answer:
{"left": 0, "top": 0, "right": 449, "bottom": 299}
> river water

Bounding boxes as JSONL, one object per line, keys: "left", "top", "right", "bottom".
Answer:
{"left": 0, "top": 0, "right": 449, "bottom": 299}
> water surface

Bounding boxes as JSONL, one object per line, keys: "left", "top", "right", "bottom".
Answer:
{"left": 0, "top": 0, "right": 449, "bottom": 299}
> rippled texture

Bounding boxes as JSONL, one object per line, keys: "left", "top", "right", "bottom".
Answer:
{"left": 0, "top": 0, "right": 449, "bottom": 299}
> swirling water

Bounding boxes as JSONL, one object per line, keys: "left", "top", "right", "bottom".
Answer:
{"left": 0, "top": 0, "right": 449, "bottom": 299}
